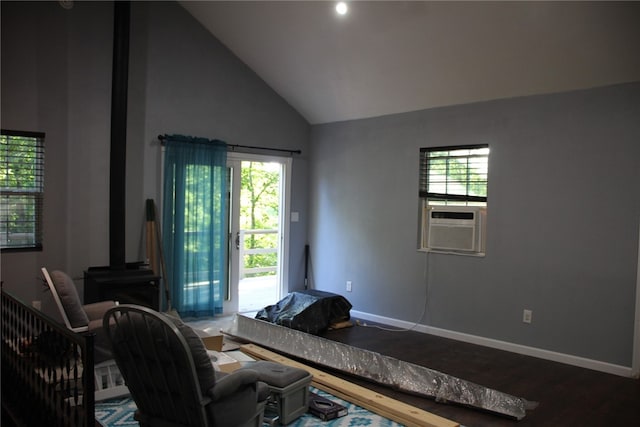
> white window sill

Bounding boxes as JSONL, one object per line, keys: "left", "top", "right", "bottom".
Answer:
{"left": 418, "top": 248, "right": 486, "bottom": 257}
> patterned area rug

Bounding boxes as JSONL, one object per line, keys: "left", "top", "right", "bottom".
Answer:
{"left": 95, "top": 387, "right": 404, "bottom": 427}
{"left": 94, "top": 396, "right": 138, "bottom": 427}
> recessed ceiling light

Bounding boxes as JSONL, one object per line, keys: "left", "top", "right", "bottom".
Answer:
{"left": 336, "top": 2, "right": 348, "bottom": 16}
{"left": 59, "top": 0, "right": 74, "bottom": 9}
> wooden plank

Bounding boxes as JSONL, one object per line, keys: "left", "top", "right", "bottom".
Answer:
{"left": 241, "top": 343, "right": 459, "bottom": 427}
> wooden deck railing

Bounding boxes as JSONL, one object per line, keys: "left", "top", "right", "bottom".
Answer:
{"left": 238, "top": 228, "right": 278, "bottom": 278}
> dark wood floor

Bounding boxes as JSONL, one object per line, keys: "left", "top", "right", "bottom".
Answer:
{"left": 316, "top": 319, "right": 640, "bottom": 427}
{"left": 8, "top": 315, "right": 634, "bottom": 427}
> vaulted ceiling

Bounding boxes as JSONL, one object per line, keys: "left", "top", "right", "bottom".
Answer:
{"left": 180, "top": 1, "right": 640, "bottom": 124}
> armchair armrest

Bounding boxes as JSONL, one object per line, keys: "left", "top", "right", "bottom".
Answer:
{"left": 208, "top": 369, "right": 259, "bottom": 401}
{"left": 84, "top": 300, "right": 118, "bottom": 321}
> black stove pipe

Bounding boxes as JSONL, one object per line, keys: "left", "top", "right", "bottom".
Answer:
{"left": 109, "top": 1, "right": 130, "bottom": 269}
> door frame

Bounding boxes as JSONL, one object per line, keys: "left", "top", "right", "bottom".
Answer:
{"left": 224, "top": 152, "right": 292, "bottom": 314}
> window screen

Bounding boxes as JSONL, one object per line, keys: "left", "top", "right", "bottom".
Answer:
{"left": 1, "top": 130, "right": 45, "bottom": 251}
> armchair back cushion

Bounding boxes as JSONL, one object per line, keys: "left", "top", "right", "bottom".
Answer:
{"left": 166, "top": 315, "right": 217, "bottom": 393}
{"left": 50, "top": 270, "right": 89, "bottom": 328}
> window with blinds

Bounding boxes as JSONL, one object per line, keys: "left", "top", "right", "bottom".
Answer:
{"left": 1, "top": 130, "right": 45, "bottom": 251}
{"left": 419, "top": 144, "right": 489, "bottom": 204}
{"left": 418, "top": 145, "right": 489, "bottom": 254}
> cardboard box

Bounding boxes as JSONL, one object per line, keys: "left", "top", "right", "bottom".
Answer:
{"left": 201, "top": 334, "right": 224, "bottom": 352}
{"left": 207, "top": 350, "right": 242, "bottom": 373}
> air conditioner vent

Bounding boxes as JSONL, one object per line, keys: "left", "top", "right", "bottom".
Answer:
{"left": 423, "top": 206, "right": 486, "bottom": 254}
{"left": 431, "top": 211, "right": 475, "bottom": 220}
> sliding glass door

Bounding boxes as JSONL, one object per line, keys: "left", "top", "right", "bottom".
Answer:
{"left": 225, "top": 153, "right": 291, "bottom": 314}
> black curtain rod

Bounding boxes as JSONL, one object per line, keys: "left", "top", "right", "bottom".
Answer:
{"left": 158, "top": 134, "right": 301, "bottom": 155}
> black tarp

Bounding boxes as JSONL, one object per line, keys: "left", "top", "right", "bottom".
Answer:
{"left": 255, "top": 290, "right": 352, "bottom": 335}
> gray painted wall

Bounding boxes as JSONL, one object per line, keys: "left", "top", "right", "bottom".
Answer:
{"left": 309, "top": 83, "right": 640, "bottom": 367}
{"left": 131, "top": 1, "right": 310, "bottom": 292}
{"left": 1, "top": 1, "right": 309, "bottom": 306}
{"left": 1, "top": 1, "right": 113, "bottom": 306}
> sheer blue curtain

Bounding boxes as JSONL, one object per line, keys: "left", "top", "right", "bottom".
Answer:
{"left": 162, "top": 135, "right": 227, "bottom": 317}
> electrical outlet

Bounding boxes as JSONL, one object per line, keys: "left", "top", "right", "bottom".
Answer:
{"left": 523, "top": 309, "right": 532, "bottom": 324}
{"left": 346, "top": 281, "right": 352, "bottom": 292}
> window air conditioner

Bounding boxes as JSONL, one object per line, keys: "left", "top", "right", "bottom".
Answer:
{"left": 425, "top": 206, "right": 486, "bottom": 253}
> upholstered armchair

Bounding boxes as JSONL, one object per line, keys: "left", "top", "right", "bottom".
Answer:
{"left": 41, "top": 268, "right": 116, "bottom": 361}
{"left": 103, "top": 304, "right": 268, "bottom": 427}
{"left": 41, "top": 267, "right": 128, "bottom": 399}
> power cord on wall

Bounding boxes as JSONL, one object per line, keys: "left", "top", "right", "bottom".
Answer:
{"left": 356, "top": 251, "right": 431, "bottom": 332}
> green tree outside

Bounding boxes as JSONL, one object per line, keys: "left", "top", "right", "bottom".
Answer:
{"left": 0, "top": 134, "right": 43, "bottom": 248}
{"left": 240, "top": 161, "right": 280, "bottom": 277}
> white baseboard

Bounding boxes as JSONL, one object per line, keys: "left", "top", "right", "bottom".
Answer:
{"left": 351, "top": 310, "right": 635, "bottom": 378}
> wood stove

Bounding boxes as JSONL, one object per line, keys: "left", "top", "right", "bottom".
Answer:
{"left": 84, "top": 2, "right": 161, "bottom": 311}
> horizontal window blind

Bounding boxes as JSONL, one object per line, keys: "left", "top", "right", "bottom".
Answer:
{"left": 419, "top": 144, "right": 489, "bottom": 203}
{"left": 1, "top": 130, "right": 45, "bottom": 251}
